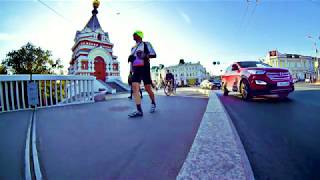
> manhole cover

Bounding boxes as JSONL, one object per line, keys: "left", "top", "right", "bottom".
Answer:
{"left": 108, "top": 106, "right": 131, "bottom": 112}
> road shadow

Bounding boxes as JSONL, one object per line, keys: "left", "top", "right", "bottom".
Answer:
{"left": 221, "top": 93, "right": 294, "bottom": 104}
{"left": 219, "top": 88, "right": 320, "bottom": 105}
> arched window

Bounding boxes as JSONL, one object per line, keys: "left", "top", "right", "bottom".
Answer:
{"left": 98, "top": 34, "right": 102, "bottom": 40}
{"left": 81, "top": 61, "right": 88, "bottom": 70}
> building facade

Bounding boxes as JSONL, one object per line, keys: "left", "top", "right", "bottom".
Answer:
{"left": 151, "top": 61, "right": 208, "bottom": 86}
{"left": 265, "top": 50, "right": 319, "bottom": 80}
{"left": 150, "top": 64, "right": 165, "bottom": 85}
{"left": 68, "top": 0, "right": 120, "bottom": 82}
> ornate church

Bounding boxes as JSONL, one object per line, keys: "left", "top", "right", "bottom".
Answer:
{"left": 68, "top": 0, "right": 128, "bottom": 93}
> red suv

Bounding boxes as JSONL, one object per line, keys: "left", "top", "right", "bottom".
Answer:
{"left": 221, "top": 61, "right": 294, "bottom": 100}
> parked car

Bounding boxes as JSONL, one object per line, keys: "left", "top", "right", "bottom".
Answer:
{"left": 200, "top": 79, "right": 221, "bottom": 90}
{"left": 293, "top": 77, "right": 298, "bottom": 83}
{"left": 209, "top": 79, "right": 222, "bottom": 89}
{"left": 305, "top": 78, "right": 310, "bottom": 83}
{"left": 200, "top": 80, "right": 212, "bottom": 89}
{"left": 221, "top": 61, "right": 294, "bottom": 100}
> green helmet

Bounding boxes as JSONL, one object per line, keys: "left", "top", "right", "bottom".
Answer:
{"left": 134, "top": 30, "right": 144, "bottom": 39}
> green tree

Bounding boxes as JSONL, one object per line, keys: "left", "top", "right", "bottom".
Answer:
{"left": 0, "top": 64, "right": 7, "bottom": 74}
{"left": 2, "top": 42, "right": 63, "bottom": 74}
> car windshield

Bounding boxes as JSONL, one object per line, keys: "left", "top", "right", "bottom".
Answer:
{"left": 209, "top": 79, "right": 220, "bottom": 83}
{"left": 238, "top": 62, "right": 272, "bottom": 68}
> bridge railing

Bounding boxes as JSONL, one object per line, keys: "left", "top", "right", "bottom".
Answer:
{"left": 0, "top": 75, "right": 95, "bottom": 113}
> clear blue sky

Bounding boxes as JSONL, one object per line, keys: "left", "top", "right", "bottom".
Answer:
{"left": 0, "top": 0, "right": 319, "bottom": 78}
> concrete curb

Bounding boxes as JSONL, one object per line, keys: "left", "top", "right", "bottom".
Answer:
{"left": 177, "top": 91, "right": 255, "bottom": 180}
{"left": 24, "top": 110, "right": 43, "bottom": 180}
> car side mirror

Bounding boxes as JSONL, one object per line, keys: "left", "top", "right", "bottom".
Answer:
{"left": 232, "top": 65, "right": 239, "bottom": 71}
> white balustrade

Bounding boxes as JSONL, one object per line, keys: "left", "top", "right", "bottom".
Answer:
{"left": 0, "top": 75, "right": 95, "bottom": 113}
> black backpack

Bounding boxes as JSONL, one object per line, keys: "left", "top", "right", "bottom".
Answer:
{"left": 143, "top": 42, "right": 151, "bottom": 65}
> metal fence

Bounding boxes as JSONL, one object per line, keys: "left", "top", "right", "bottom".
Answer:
{"left": 0, "top": 75, "right": 95, "bottom": 113}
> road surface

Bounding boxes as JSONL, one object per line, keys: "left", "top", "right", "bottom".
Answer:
{"left": 35, "top": 91, "right": 208, "bottom": 179}
{"left": 218, "top": 86, "right": 320, "bottom": 180}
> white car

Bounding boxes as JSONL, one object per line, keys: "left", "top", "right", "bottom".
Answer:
{"left": 200, "top": 80, "right": 213, "bottom": 89}
{"left": 305, "top": 78, "right": 310, "bottom": 83}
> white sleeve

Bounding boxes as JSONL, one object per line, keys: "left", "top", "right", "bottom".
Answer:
{"left": 146, "top": 42, "right": 156, "bottom": 56}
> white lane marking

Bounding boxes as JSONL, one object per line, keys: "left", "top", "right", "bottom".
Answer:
{"left": 25, "top": 111, "right": 33, "bottom": 180}
{"left": 32, "top": 110, "right": 43, "bottom": 180}
{"left": 24, "top": 109, "right": 43, "bottom": 180}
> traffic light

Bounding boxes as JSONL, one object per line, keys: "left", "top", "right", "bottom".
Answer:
{"left": 213, "top": 61, "right": 220, "bottom": 65}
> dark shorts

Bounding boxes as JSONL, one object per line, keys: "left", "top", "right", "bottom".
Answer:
{"left": 132, "top": 65, "right": 152, "bottom": 85}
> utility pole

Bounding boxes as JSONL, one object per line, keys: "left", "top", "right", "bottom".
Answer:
{"left": 307, "top": 35, "right": 320, "bottom": 81}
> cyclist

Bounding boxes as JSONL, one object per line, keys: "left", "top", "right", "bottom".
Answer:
{"left": 165, "top": 70, "right": 175, "bottom": 90}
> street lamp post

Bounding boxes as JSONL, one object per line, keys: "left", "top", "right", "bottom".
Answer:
{"left": 307, "top": 35, "right": 320, "bottom": 81}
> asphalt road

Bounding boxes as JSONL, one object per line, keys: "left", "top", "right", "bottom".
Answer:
{"left": 218, "top": 86, "right": 320, "bottom": 180}
{"left": 36, "top": 92, "right": 208, "bottom": 179}
{"left": 0, "top": 110, "right": 31, "bottom": 179}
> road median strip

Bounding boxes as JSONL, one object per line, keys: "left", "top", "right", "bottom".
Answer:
{"left": 177, "top": 91, "right": 254, "bottom": 180}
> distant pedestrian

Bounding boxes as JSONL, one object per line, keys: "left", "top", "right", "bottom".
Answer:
{"left": 128, "top": 30, "right": 157, "bottom": 117}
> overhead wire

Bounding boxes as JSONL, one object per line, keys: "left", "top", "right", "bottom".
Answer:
{"left": 307, "top": 0, "right": 320, "bottom": 54}
{"left": 235, "top": 0, "right": 254, "bottom": 35}
{"left": 37, "top": 0, "right": 72, "bottom": 23}
{"left": 36, "top": 0, "right": 155, "bottom": 30}
{"left": 242, "top": 0, "right": 259, "bottom": 32}
{"left": 110, "top": 1, "right": 156, "bottom": 16}
{"left": 239, "top": 0, "right": 250, "bottom": 30}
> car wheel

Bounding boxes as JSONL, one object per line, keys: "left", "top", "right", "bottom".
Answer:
{"left": 223, "top": 85, "right": 229, "bottom": 96}
{"left": 240, "top": 80, "right": 252, "bottom": 100}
